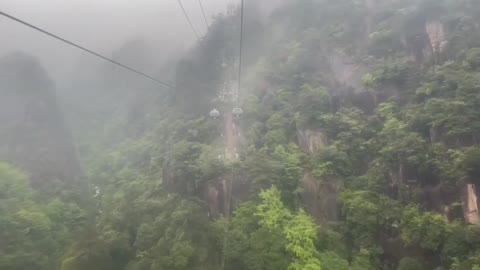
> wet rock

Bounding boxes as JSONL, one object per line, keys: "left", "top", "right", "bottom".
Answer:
{"left": 297, "top": 129, "right": 327, "bottom": 153}
{"left": 464, "top": 183, "right": 480, "bottom": 225}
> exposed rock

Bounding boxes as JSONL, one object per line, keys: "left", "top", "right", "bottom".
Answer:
{"left": 222, "top": 178, "right": 231, "bottom": 218}
{"left": 297, "top": 129, "right": 327, "bottom": 153}
{"left": 402, "top": 18, "right": 434, "bottom": 64}
{"left": 205, "top": 178, "right": 245, "bottom": 219}
{"left": 301, "top": 173, "right": 321, "bottom": 222}
{"left": 464, "top": 184, "right": 480, "bottom": 225}
{"left": 207, "top": 184, "right": 220, "bottom": 218}
{"left": 390, "top": 163, "right": 418, "bottom": 188}
{"left": 400, "top": 20, "right": 446, "bottom": 64}
{"left": 426, "top": 21, "right": 448, "bottom": 53}
{"left": 224, "top": 113, "right": 240, "bottom": 161}
{"left": 300, "top": 172, "right": 341, "bottom": 224}
{"left": 0, "top": 53, "right": 81, "bottom": 188}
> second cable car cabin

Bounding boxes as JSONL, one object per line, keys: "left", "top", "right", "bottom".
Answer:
{"left": 232, "top": 107, "right": 243, "bottom": 118}
{"left": 209, "top": 109, "right": 220, "bottom": 119}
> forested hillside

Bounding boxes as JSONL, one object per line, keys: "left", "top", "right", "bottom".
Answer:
{"left": 1, "top": 0, "right": 480, "bottom": 269}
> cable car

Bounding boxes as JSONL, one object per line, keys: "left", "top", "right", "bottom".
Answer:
{"left": 209, "top": 109, "right": 220, "bottom": 119}
{"left": 232, "top": 107, "right": 243, "bottom": 117}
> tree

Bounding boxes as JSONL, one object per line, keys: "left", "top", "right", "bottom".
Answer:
{"left": 397, "top": 257, "right": 424, "bottom": 270}
{"left": 400, "top": 206, "right": 449, "bottom": 251}
{"left": 220, "top": 202, "right": 290, "bottom": 270}
{"left": 466, "top": 48, "right": 480, "bottom": 69}
{"left": 341, "top": 190, "right": 401, "bottom": 249}
{"left": 256, "top": 186, "right": 322, "bottom": 270}
{"left": 0, "top": 163, "right": 60, "bottom": 270}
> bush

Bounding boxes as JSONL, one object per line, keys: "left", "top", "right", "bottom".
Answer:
{"left": 466, "top": 48, "right": 480, "bottom": 68}
{"left": 397, "top": 257, "right": 424, "bottom": 270}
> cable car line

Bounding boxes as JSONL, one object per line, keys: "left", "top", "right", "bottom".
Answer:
{"left": 198, "top": 0, "right": 209, "bottom": 28}
{"left": 220, "top": 3, "right": 246, "bottom": 270}
{"left": 0, "top": 10, "right": 176, "bottom": 89}
{"left": 232, "top": 0, "right": 245, "bottom": 118}
{"left": 176, "top": 0, "right": 201, "bottom": 40}
{"left": 237, "top": 0, "right": 245, "bottom": 93}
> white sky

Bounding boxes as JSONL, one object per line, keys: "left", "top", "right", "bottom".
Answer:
{"left": 0, "top": 0, "right": 230, "bottom": 80}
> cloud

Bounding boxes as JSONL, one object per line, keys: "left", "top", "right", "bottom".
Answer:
{"left": 0, "top": 0, "right": 229, "bottom": 80}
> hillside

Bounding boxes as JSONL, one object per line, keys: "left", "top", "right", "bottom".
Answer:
{"left": 0, "top": 53, "right": 82, "bottom": 190}
{"left": 0, "top": 53, "right": 88, "bottom": 270}
{"left": 1, "top": 0, "right": 480, "bottom": 270}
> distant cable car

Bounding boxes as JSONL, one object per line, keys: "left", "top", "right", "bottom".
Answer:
{"left": 232, "top": 107, "right": 243, "bottom": 117}
{"left": 209, "top": 109, "right": 220, "bottom": 119}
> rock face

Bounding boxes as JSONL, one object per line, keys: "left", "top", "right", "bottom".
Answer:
{"left": 297, "top": 129, "right": 327, "bottom": 153}
{"left": 297, "top": 130, "right": 339, "bottom": 224}
{"left": 206, "top": 178, "right": 233, "bottom": 219}
{"left": 464, "top": 184, "right": 480, "bottom": 225}
{"left": 426, "top": 21, "right": 448, "bottom": 53}
{"left": 0, "top": 53, "right": 81, "bottom": 188}
{"left": 300, "top": 172, "right": 341, "bottom": 224}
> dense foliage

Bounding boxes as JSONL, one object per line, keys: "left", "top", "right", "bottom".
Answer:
{"left": 2, "top": 0, "right": 480, "bottom": 270}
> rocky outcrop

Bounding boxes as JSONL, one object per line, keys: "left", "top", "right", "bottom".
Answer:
{"left": 297, "top": 129, "right": 327, "bottom": 153}
{"left": 464, "top": 184, "right": 480, "bottom": 225}
{"left": 426, "top": 21, "right": 448, "bottom": 53}
{"left": 404, "top": 20, "right": 447, "bottom": 64}
{"left": 206, "top": 180, "right": 230, "bottom": 219}
{"left": 297, "top": 129, "right": 339, "bottom": 223}
{"left": 301, "top": 173, "right": 321, "bottom": 222}
{"left": 300, "top": 172, "right": 341, "bottom": 224}
{"left": 0, "top": 53, "right": 81, "bottom": 188}
{"left": 205, "top": 172, "right": 252, "bottom": 219}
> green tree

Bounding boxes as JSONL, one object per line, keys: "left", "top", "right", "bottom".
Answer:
{"left": 400, "top": 206, "right": 449, "bottom": 251}
{"left": 256, "top": 186, "right": 322, "bottom": 270}
{"left": 0, "top": 163, "right": 62, "bottom": 270}
{"left": 397, "top": 257, "right": 424, "bottom": 270}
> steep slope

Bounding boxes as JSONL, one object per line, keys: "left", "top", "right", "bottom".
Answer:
{"left": 234, "top": 0, "right": 480, "bottom": 268}
{"left": 55, "top": 0, "right": 480, "bottom": 269}
{"left": 0, "top": 53, "right": 91, "bottom": 270}
{"left": 0, "top": 52, "right": 82, "bottom": 190}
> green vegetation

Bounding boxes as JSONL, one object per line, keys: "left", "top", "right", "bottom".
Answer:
{"left": 0, "top": 163, "right": 87, "bottom": 270}
{"left": 2, "top": 0, "right": 480, "bottom": 269}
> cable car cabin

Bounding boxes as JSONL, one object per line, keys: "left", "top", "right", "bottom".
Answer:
{"left": 232, "top": 107, "right": 243, "bottom": 117}
{"left": 209, "top": 109, "right": 220, "bottom": 119}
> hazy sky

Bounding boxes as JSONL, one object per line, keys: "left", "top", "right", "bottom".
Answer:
{"left": 0, "top": 0, "right": 231, "bottom": 80}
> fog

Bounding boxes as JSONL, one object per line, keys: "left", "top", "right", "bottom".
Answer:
{"left": 0, "top": 0, "right": 230, "bottom": 81}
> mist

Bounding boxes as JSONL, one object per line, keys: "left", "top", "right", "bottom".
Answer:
{"left": 3, "top": 1, "right": 480, "bottom": 270}
{"left": 0, "top": 0, "right": 229, "bottom": 82}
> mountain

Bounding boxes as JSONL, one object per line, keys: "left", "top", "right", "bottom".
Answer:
{"left": 3, "top": 0, "right": 480, "bottom": 269}
{"left": 0, "top": 52, "right": 82, "bottom": 190}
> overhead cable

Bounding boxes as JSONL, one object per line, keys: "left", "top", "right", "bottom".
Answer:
{"left": 198, "top": 0, "right": 209, "bottom": 28}
{"left": 237, "top": 0, "right": 245, "bottom": 92}
{"left": 0, "top": 10, "right": 176, "bottom": 89}
{"left": 222, "top": 4, "right": 246, "bottom": 270}
{"left": 176, "top": 0, "right": 201, "bottom": 40}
